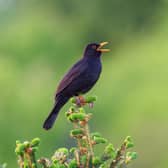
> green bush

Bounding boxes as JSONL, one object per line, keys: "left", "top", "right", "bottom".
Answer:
{"left": 15, "top": 96, "right": 137, "bottom": 168}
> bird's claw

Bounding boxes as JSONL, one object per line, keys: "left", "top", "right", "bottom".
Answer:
{"left": 75, "top": 96, "right": 86, "bottom": 107}
{"left": 88, "top": 102, "right": 94, "bottom": 108}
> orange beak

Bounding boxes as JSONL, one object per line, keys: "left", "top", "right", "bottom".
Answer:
{"left": 97, "top": 42, "right": 110, "bottom": 52}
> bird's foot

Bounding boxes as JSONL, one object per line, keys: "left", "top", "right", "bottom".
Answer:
{"left": 75, "top": 95, "right": 86, "bottom": 107}
{"left": 73, "top": 95, "right": 95, "bottom": 108}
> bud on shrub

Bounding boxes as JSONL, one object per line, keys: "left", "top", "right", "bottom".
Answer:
{"left": 126, "top": 152, "right": 137, "bottom": 164}
{"left": 124, "top": 136, "right": 134, "bottom": 149}
{"left": 23, "top": 141, "right": 30, "bottom": 148}
{"left": 69, "top": 147, "right": 77, "bottom": 153}
{"left": 57, "top": 148, "right": 69, "bottom": 156}
{"left": 31, "top": 138, "right": 40, "bottom": 147}
{"left": 32, "top": 147, "right": 38, "bottom": 153}
{"left": 79, "top": 107, "right": 85, "bottom": 113}
{"left": 93, "top": 137, "right": 107, "bottom": 144}
{"left": 91, "top": 132, "right": 101, "bottom": 138}
{"left": 103, "top": 143, "right": 116, "bottom": 159}
{"left": 69, "top": 159, "right": 78, "bottom": 168}
{"left": 81, "top": 155, "right": 87, "bottom": 165}
{"left": 85, "top": 96, "right": 97, "bottom": 103}
{"left": 32, "top": 163, "right": 36, "bottom": 168}
{"left": 69, "top": 113, "right": 86, "bottom": 122}
{"left": 16, "top": 140, "right": 21, "bottom": 145}
{"left": 92, "top": 156, "right": 102, "bottom": 166}
{"left": 15, "top": 144, "right": 25, "bottom": 155}
{"left": 52, "top": 148, "right": 69, "bottom": 162}
{"left": 70, "top": 129, "right": 84, "bottom": 137}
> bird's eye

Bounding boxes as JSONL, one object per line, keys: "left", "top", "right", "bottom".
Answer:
{"left": 92, "top": 45, "right": 97, "bottom": 50}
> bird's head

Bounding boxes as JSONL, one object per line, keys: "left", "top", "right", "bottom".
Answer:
{"left": 84, "top": 42, "right": 110, "bottom": 58}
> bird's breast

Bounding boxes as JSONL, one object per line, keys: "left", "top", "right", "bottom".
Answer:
{"left": 85, "top": 59, "right": 102, "bottom": 82}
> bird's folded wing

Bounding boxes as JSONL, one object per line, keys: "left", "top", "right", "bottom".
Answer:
{"left": 56, "top": 59, "right": 87, "bottom": 96}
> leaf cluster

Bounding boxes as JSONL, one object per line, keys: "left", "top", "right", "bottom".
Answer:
{"left": 15, "top": 96, "right": 137, "bottom": 168}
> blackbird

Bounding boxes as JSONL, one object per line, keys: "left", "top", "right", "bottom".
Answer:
{"left": 43, "top": 42, "right": 110, "bottom": 130}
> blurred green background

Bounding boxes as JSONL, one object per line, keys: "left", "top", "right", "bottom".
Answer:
{"left": 0, "top": 0, "right": 168, "bottom": 167}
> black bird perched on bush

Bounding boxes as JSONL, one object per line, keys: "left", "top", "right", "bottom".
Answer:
{"left": 43, "top": 42, "right": 110, "bottom": 130}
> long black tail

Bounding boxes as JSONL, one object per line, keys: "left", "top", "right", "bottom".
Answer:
{"left": 43, "top": 96, "right": 69, "bottom": 130}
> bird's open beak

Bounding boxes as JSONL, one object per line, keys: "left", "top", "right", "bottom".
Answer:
{"left": 97, "top": 42, "right": 110, "bottom": 52}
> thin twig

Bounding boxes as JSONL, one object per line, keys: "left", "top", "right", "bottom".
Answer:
{"left": 74, "top": 150, "right": 80, "bottom": 167}
{"left": 73, "top": 122, "right": 83, "bottom": 156}
{"left": 30, "top": 152, "right": 38, "bottom": 168}
{"left": 84, "top": 124, "right": 94, "bottom": 157}
{"left": 110, "top": 143, "right": 126, "bottom": 168}
{"left": 18, "top": 155, "right": 24, "bottom": 168}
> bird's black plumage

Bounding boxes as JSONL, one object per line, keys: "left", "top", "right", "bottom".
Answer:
{"left": 43, "top": 42, "right": 109, "bottom": 130}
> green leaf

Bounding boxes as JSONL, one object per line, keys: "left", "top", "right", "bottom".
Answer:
{"left": 52, "top": 163, "right": 66, "bottom": 168}
{"left": 85, "top": 96, "right": 97, "bottom": 103}
{"left": 57, "top": 148, "right": 69, "bottom": 156}
{"left": 126, "top": 152, "right": 137, "bottom": 164}
{"left": 70, "top": 129, "right": 84, "bottom": 137}
{"left": 15, "top": 144, "right": 25, "bottom": 155}
{"left": 31, "top": 138, "right": 40, "bottom": 147}
{"left": 69, "top": 113, "right": 86, "bottom": 121}
{"left": 23, "top": 141, "right": 30, "bottom": 148}
{"left": 80, "top": 155, "right": 87, "bottom": 165}
{"left": 79, "top": 107, "right": 85, "bottom": 113}
{"left": 32, "top": 147, "right": 38, "bottom": 153}
{"left": 91, "top": 132, "right": 102, "bottom": 138}
{"left": 16, "top": 140, "right": 21, "bottom": 145}
{"left": 124, "top": 136, "right": 134, "bottom": 149}
{"left": 103, "top": 143, "right": 116, "bottom": 159}
{"left": 92, "top": 156, "right": 102, "bottom": 166}
{"left": 93, "top": 137, "right": 107, "bottom": 144}
{"left": 70, "top": 97, "right": 76, "bottom": 104}
{"left": 70, "top": 147, "right": 77, "bottom": 153}
{"left": 69, "top": 159, "right": 78, "bottom": 168}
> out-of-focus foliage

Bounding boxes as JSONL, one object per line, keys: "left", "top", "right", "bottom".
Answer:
{"left": 0, "top": 0, "right": 168, "bottom": 168}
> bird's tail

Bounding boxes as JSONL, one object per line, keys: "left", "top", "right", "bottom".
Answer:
{"left": 43, "top": 96, "right": 69, "bottom": 130}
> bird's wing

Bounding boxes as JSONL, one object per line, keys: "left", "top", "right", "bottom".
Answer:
{"left": 56, "top": 58, "right": 87, "bottom": 96}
